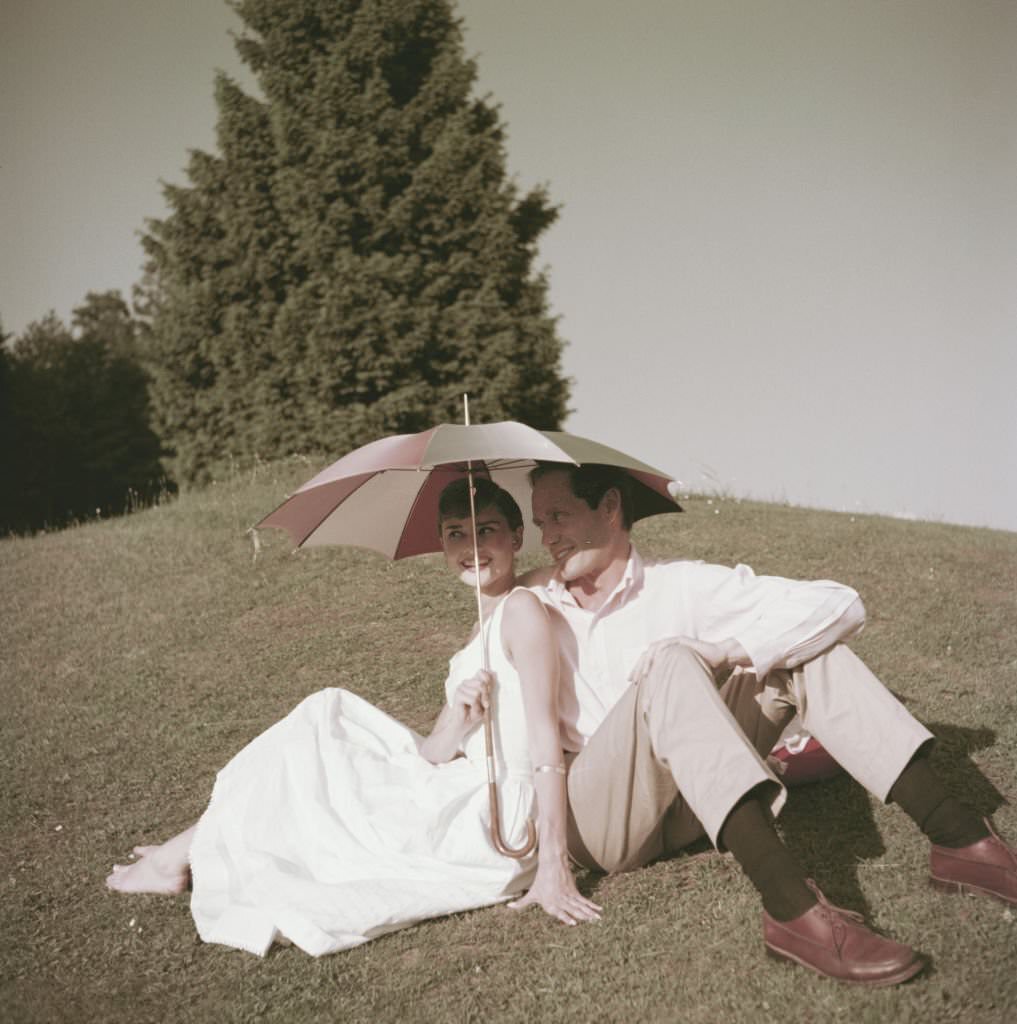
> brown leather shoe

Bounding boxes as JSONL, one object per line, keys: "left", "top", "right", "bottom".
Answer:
{"left": 930, "top": 818, "right": 1017, "bottom": 905}
{"left": 763, "top": 880, "right": 925, "bottom": 987}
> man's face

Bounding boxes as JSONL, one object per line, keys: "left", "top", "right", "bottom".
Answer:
{"left": 531, "top": 470, "right": 620, "bottom": 583}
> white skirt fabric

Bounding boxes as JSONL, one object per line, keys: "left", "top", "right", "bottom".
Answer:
{"left": 189, "top": 599, "right": 537, "bottom": 957}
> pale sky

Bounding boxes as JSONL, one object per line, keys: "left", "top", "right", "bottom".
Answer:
{"left": 3, "top": 1, "right": 1015, "bottom": 531}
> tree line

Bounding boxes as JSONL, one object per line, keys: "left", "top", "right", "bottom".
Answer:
{"left": 0, "top": 294, "right": 167, "bottom": 534}
{"left": 2, "top": 0, "right": 570, "bottom": 534}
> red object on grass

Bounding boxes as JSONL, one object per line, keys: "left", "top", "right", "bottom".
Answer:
{"left": 768, "top": 735, "right": 844, "bottom": 788}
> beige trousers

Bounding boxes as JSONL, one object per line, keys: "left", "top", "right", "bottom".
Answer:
{"left": 566, "top": 642, "right": 934, "bottom": 873}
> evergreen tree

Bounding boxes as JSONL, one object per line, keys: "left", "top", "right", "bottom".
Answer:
{"left": 141, "top": 0, "right": 569, "bottom": 483}
{"left": 0, "top": 321, "right": 15, "bottom": 526}
{"left": 4, "top": 312, "right": 81, "bottom": 530}
{"left": 1, "top": 295, "right": 166, "bottom": 533}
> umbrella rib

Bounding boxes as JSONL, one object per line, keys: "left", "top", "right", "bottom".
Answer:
{"left": 418, "top": 457, "right": 543, "bottom": 472}
{"left": 294, "top": 473, "right": 377, "bottom": 548}
{"left": 392, "top": 469, "right": 449, "bottom": 559}
{"left": 481, "top": 457, "right": 546, "bottom": 471}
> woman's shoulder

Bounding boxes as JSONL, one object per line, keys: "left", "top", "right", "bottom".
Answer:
{"left": 503, "top": 585, "right": 544, "bottom": 615}
{"left": 500, "top": 587, "right": 551, "bottom": 640}
{"left": 497, "top": 588, "right": 554, "bottom": 672}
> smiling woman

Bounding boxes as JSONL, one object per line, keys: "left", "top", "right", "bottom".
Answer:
{"left": 437, "top": 478, "right": 524, "bottom": 590}
{"left": 105, "top": 478, "right": 600, "bottom": 955}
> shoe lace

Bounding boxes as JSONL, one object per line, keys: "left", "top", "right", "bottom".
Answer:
{"left": 805, "top": 878, "right": 866, "bottom": 951}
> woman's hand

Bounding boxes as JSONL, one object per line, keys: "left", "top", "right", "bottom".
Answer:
{"left": 452, "top": 670, "right": 493, "bottom": 728}
{"left": 451, "top": 669, "right": 493, "bottom": 730}
{"left": 419, "top": 670, "right": 494, "bottom": 765}
{"left": 508, "top": 855, "right": 602, "bottom": 926}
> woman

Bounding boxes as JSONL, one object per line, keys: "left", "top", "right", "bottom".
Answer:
{"left": 106, "top": 478, "right": 600, "bottom": 955}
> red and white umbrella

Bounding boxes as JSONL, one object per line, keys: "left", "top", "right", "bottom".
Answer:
{"left": 257, "top": 421, "right": 680, "bottom": 556}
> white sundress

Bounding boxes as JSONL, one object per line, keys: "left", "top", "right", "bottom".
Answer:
{"left": 188, "top": 591, "right": 538, "bottom": 957}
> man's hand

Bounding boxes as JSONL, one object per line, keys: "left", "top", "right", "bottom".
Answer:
{"left": 629, "top": 636, "right": 751, "bottom": 682}
{"left": 508, "top": 856, "right": 602, "bottom": 926}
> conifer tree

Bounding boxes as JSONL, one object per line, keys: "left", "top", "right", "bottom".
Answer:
{"left": 1, "top": 296, "right": 165, "bottom": 533}
{"left": 141, "top": 0, "right": 569, "bottom": 483}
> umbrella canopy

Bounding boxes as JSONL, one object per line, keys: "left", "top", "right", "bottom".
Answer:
{"left": 256, "top": 421, "right": 681, "bottom": 556}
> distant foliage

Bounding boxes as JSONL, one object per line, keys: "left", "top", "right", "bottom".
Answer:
{"left": 0, "top": 293, "right": 168, "bottom": 534}
{"left": 140, "top": 0, "right": 570, "bottom": 484}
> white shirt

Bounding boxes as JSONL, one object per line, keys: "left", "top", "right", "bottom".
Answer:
{"left": 530, "top": 546, "right": 865, "bottom": 750}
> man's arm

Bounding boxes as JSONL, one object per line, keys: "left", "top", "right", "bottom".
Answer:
{"left": 765, "top": 594, "right": 866, "bottom": 671}
{"left": 683, "top": 562, "right": 866, "bottom": 679}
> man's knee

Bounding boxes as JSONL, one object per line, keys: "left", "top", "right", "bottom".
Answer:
{"left": 634, "top": 641, "right": 714, "bottom": 702}
{"left": 790, "top": 642, "right": 881, "bottom": 703}
{"left": 799, "top": 641, "right": 865, "bottom": 675}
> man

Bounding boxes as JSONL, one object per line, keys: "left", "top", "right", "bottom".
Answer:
{"left": 523, "top": 463, "right": 1016, "bottom": 986}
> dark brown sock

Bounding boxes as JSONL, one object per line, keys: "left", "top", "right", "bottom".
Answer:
{"left": 718, "top": 788, "right": 817, "bottom": 922}
{"left": 888, "top": 753, "right": 989, "bottom": 848}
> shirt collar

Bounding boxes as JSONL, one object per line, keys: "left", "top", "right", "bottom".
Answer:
{"left": 614, "top": 544, "right": 644, "bottom": 605}
{"left": 544, "top": 543, "right": 644, "bottom": 613}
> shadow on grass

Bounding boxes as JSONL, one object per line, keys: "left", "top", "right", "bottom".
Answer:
{"left": 777, "top": 774, "right": 883, "bottom": 916}
{"left": 924, "top": 721, "right": 1004, "bottom": 816}
{"left": 773, "top": 720, "right": 1002, "bottom": 919}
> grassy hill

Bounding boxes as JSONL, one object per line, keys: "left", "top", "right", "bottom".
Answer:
{"left": 3, "top": 459, "right": 1016, "bottom": 1023}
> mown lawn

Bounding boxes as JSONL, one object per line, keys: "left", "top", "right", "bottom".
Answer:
{"left": 3, "top": 459, "right": 1015, "bottom": 1023}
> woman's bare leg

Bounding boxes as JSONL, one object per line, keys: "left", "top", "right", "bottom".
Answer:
{"left": 106, "top": 824, "right": 197, "bottom": 894}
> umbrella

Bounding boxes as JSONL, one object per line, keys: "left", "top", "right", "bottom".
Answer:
{"left": 257, "top": 423, "right": 681, "bottom": 556}
{"left": 256, "top": 408, "right": 682, "bottom": 857}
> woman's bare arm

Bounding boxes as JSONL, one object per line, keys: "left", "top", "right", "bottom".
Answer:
{"left": 501, "top": 590, "right": 601, "bottom": 925}
{"left": 418, "top": 669, "right": 491, "bottom": 765}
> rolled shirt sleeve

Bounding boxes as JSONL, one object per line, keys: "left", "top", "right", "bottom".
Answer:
{"left": 685, "top": 563, "right": 866, "bottom": 680}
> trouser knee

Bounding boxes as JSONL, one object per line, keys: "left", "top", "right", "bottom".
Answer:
{"left": 634, "top": 641, "right": 715, "bottom": 707}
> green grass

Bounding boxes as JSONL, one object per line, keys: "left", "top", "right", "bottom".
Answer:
{"left": 3, "top": 460, "right": 1016, "bottom": 1023}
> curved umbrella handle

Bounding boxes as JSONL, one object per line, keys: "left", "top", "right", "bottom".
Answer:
{"left": 464, "top": 396, "right": 537, "bottom": 861}
{"left": 484, "top": 711, "right": 538, "bottom": 859}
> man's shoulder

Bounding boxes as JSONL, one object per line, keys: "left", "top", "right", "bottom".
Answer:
{"left": 636, "top": 553, "right": 746, "bottom": 596}
{"left": 642, "top": 554, "right": 850, "bottom": 594}
{"left": 639, "top": 553, "right": 708, "bottom": 577}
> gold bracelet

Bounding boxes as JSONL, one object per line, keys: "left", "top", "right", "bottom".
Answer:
{"left": 533, "top": 763, "right": 567, "bottom": 775}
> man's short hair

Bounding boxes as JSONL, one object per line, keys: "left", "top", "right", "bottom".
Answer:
{"left": 529, "top": 462, "right": 634, "bottom": 530}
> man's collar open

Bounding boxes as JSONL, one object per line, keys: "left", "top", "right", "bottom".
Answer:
{"left": 545, "top": 543, "right": 644, "bottom": 608}
{"left": 622, "top": 544, "right": 643, "bottom": 590}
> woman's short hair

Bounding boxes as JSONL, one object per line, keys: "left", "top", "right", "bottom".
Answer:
{"left": 528, "top": 463, "right": 634, "bottom": 530}
{"left": 438, "top": 478, "right": 524, "bottom": 533}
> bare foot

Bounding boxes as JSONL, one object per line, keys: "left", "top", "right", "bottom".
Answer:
{"left": 106, "top": 823, "right": 197, "bottom": 894}
{"left": 105, "top": 855, "right": 189, "bottom": 895}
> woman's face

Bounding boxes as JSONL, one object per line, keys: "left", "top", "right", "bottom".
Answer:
{"left": 440, "top": 504, "right": 522, "bottom": 591}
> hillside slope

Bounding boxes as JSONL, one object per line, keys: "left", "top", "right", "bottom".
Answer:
{"left": 3, "top": 462, "right": 1016, "bottom": 1023}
